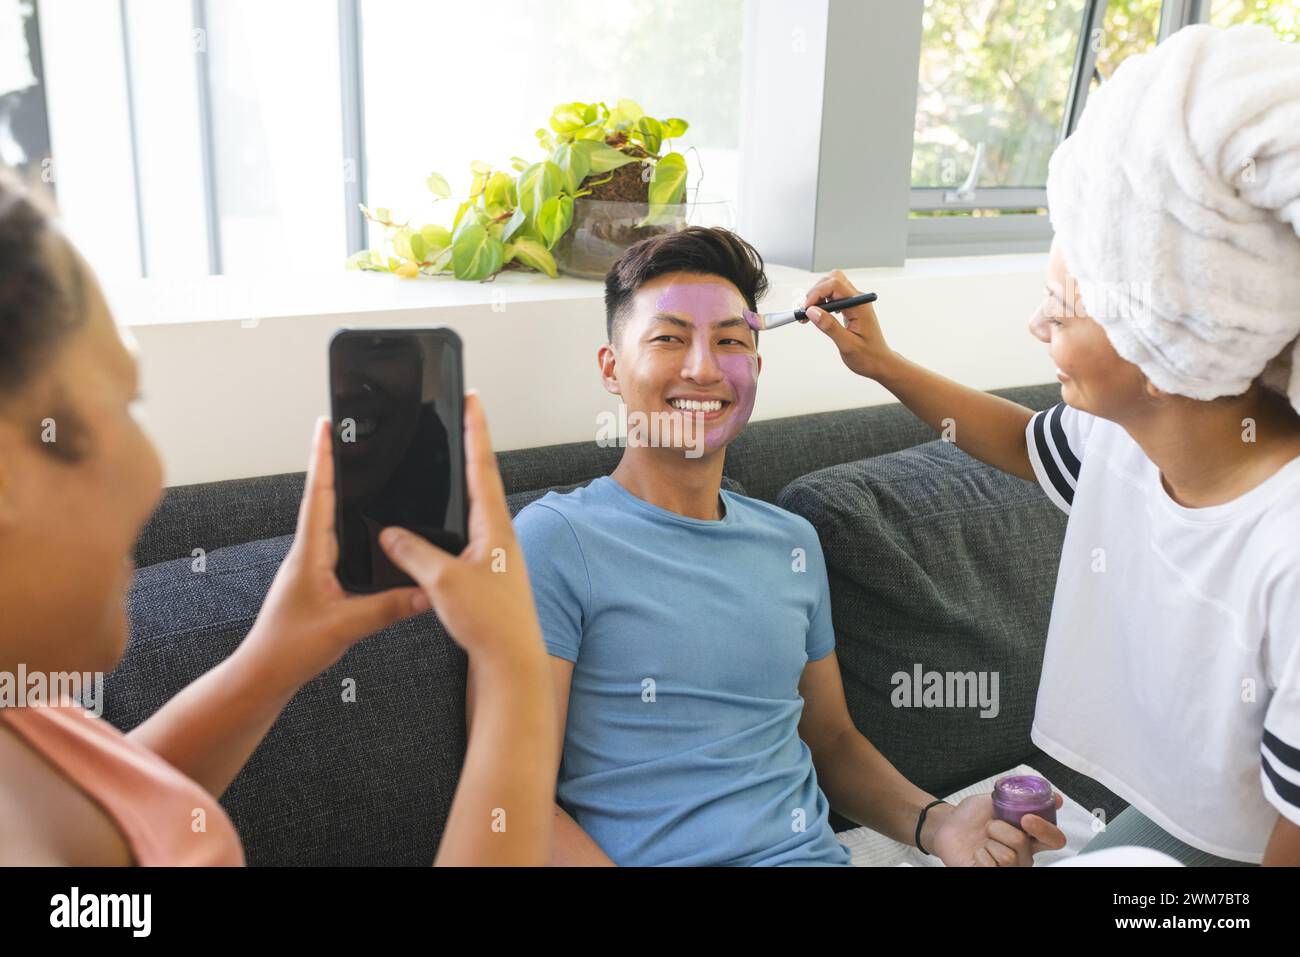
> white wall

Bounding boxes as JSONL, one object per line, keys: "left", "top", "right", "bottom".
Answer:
{"left": 108, "top": 255, "right": 1057, "bottom": 488}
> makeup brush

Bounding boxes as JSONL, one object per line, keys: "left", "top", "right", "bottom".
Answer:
{"left": 745, "top": 292, "right": 878, "bottom": 332}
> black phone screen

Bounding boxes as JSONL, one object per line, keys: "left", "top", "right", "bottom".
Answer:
{"left": 329, "top": 328, "right": 467, "bottom": 592}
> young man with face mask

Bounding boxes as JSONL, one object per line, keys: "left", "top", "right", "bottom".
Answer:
{"left": 478, "top": 227, "right": 1066, "bottom": 866}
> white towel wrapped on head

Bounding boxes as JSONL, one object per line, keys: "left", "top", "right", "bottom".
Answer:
{"left": 1046, "top": 23, "right": 1300, "bottom": 412}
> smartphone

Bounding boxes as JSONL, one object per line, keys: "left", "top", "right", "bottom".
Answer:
{"left": 328, "top": 327, "right": 468, "bottom": 592}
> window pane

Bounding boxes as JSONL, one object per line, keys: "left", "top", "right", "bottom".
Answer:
{"left": 122, "top": 0, "right": 210, "bottom": 277}
{"left": 33, "top": 0, "right": 142, "bottom": 280}
{"left": 203, "top": 0, "right": 347, "bottom": 275}
{"left": 1209, "top": 0, "right": 1299, "bottom": 41}
{"left": 1090, "top": 0, "right": 1163, "bottom": 93}
{"left": 360, "top": 0, "right": 743, "bottom": 243}
{"left": 911, "top": 0, "right": 1088, "bottom": 191}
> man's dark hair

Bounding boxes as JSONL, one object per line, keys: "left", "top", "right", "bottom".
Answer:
{"left": 604, "top": 226, "right": 768, "bottom": 347}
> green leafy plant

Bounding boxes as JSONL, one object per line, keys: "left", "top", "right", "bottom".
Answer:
{"left": 347, "top": 98, "right": 690, "bottom": 281}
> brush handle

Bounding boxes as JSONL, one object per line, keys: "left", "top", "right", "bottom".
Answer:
{"left": 810, "top": 292, "right": 878, "bottom": 314}
{"left": 762, "top": 292, "right": 878, "bottom": 330}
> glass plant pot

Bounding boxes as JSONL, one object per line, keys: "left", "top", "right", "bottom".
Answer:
{"left": 553, "top": 195, "right": 735, "bottom": 280}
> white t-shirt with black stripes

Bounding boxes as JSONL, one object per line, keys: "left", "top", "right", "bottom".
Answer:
{"left": 1026, "top": 402, "right": 1300, "bottom": 862}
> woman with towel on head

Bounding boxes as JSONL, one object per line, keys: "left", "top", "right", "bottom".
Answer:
{"left": 804, "top": 23, "right": 1300, "bottom": 865}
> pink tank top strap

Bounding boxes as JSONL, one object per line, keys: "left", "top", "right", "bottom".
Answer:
{"left": 0, "top": 703, "right": 244, "bottom": 866}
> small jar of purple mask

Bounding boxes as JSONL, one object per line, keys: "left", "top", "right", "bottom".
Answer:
{"left": 991, "top": 774, "right": 1057, "bottom": 830}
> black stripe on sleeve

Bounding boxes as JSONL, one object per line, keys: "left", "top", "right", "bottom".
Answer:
{"left": 1264, "top": 728, "right": 1300, "bottom": 775}
{"left": 1262, "top": 749, "right": 1300, "bottom": 811}
{"left": 1048, "top": 402, "right": 1082, "bottom": 480}
{"left": 1032, "top": 409, "right": 1074, "bottom": 506}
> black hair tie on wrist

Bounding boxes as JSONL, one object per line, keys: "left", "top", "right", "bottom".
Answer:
{"left": 915, "top": 799, "right": 949, "bottom": 856}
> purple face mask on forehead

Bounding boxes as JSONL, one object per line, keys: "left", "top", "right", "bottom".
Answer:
{"left": 653, "top": 283, "right": 758, "bottom": 451}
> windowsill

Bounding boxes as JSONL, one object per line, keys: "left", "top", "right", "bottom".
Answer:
{"left": 107, "top": 252, "right": 1051, "bottom": 327}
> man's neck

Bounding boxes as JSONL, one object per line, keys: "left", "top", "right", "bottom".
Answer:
{"left": 1120, "top": 388, "right": 1300, "bottom": 508}
{"left": 609, "top": 446, "right": 728, "bottom": 520}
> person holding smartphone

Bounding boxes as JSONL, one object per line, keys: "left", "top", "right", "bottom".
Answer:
{"left": 0, "top": 169, "right": 556, "bottom": 867}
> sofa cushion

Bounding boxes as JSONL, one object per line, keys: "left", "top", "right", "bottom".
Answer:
{"left": 109, "top": 534, "right": 463, "bottom": 865}
{"left": 776, "top": 439, "right": 1126, "bottom": 821}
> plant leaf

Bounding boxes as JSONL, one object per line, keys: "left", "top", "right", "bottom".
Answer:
{"left": 420, "top": 224, "right": 451, "bottom": 251}
{"left": 610, "top": 98, "right": 644, "bottom": 129}
{"left": 501, "top": 204, "right": 527, "bottom": 243}
{"left": 557, "top": 194, "right": 573, "bottom": 241}
{"left": 430, "top": 246, "right": 453, "bottom": 272}
{"left": 648, "top": 152, "right": 687, "bottom": 205}
{"left": 642, "top": 152, "right": 688, "bottom": 226}
{"left": 636, "top": 116, "right": 663, "bottom": 155}
{"left": 469, "top": 167, "right": 488, "bottom": 198}
{"left": 392, "top": 227, "right": 415, "bottom": 261}
{"left": 484, "top": 171, "right": 512, "bottom": 212}
{"left": 536, "top": 196, "right": 561, "bottom": 247}
{"left": 426, "top": 172, "right": 451, "bottom": 198}
{"left": 452, "top": 203, "right": 488, "bottom": 241}
{"left": 551, "top": 141, "right": 593, "bottom": 194}
{"left": 451, "top": 224, "right": 505, "bottom": 281}
{"left": 451, "top": 200, "right": 470, "bottom": 234}
{"left": 346, "top": 249, "right": 384, "bottom": 271}
{"left": 584, "top": 142, "right": 637, "bottom": 174}
{"left": 518, "top": 160, "right": 563, "bottom": 214}
{"left": 505, "top": 237, "right": 558, "bottom": 278}
{"left": 550, "top": 101, "right": 590, "bottom": 133}
{"left": 537, "top": 194, "right": 574, "bottom": 248}
{"left": 662, "top": 117, "right": 688, "bottom": 138}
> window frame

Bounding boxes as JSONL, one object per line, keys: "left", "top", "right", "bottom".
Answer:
{"left": 904, "top": 0, "right": 1212, "bottom": 258}
{"left": 338, "top": 0, "right": 367, "bottom": 257}
{"left": 906, "top": 0, "right": 1112, "bottom": 226}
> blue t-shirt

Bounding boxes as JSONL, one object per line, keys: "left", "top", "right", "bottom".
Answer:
{"left": 514, "top": 475, "right": 853, "bottom": 866}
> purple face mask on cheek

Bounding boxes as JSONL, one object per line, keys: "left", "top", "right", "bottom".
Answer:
{"left": 653, "top": 284, "right": 758, "bottom": 451}
{"left": 706, "top": 352, "right": 757, "bottom": 449}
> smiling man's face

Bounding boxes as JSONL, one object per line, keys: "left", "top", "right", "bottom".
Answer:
{"left": 600, "top": 271, "right": 762, "bottom": 456}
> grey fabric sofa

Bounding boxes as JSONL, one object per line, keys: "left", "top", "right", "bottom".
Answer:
{"left": 111, "top": 383, "right": 1125, "bottom": 865}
